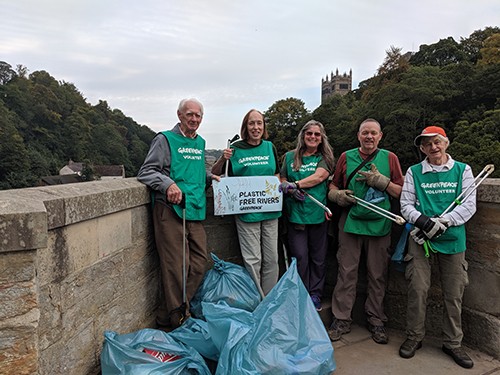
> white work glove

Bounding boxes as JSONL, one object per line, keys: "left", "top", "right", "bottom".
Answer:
{"left": 414, "top": 215, "right": 449, "bottom": 240}
{"left": 410, "top": 228, "right": 427, "bottom": 245}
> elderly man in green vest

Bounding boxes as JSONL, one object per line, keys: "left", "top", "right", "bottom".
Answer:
{"left": 137, "top": 98, "right": 219, "bottom": 330}
{"left": 398, "top": 126, "right": 476, "bottom": 369}
{"left": 327, "top": 118, "right": 404, "bottom": 344}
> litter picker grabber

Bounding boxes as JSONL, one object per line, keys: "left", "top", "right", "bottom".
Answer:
{"left": 283, "top": 242, "right": 289, "bottom": 271}
{"left": 347, "top": 193, "right": 406, "bottom": 225}
{"left": 392, "top": 164, "right": 495, "bottom": 267}
{"left": 298, "top": 188, "right": 333, "bottom": 219}
{"left": 224, "top": 134, "right": 240, "bottom": 177}
{"left": 179, "top": 193, "right": 188, "bottom": 324}
{"left": 440, "top": 164, "right": 495, "bottom": 218}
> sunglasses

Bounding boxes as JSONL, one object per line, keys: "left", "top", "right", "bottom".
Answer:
{"left": 305, "top": 131, "right": 321, "bottom": 137}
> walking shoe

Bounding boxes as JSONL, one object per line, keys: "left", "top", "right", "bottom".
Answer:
{"left": 399, "top": 339, "right": 422, "bottom": 358}
{"left": 368, "top": 324, "right": 388, "bottom": 344}
{"left": 311, "top": 295, "right": 322, "bottom": 311}
{"left": 442, "top": 345, "right": 474, "bottom": 369}
{"left": 328, "top": 318, "right": 351, "bottom": 341}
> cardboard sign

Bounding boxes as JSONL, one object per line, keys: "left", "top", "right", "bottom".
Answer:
{"left": 213, "top": 176, "right": 282, "bottom": 216}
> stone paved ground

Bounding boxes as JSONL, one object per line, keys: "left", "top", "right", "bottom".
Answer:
{"left": 331, "top": 324, "right": 500, "bottom": 375}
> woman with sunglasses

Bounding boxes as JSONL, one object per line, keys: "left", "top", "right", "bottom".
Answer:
{"left": 279, "top": 120, "right": 335, "bottom": 311}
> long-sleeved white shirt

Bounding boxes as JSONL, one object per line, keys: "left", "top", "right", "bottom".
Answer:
{"left": 400, "top": 155, "right": 477, "bottom": 227}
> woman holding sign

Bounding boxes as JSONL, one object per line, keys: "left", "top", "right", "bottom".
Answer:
{"left": 280, "top": 120, "right": 335, "bottom": 311}
{"left": 211, "top": 109, "right": 281, "bottom": 295}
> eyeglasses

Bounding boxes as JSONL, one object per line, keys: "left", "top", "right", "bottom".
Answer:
{"left": 305, "top": 131, "right": 321, "bottom": 137}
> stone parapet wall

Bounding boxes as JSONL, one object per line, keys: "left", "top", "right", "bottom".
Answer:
{"left": 0, "top": 178, "right": 499, "bottom": 374}
{"left": 0, "top": 180, "right": 157, "bottom": 375}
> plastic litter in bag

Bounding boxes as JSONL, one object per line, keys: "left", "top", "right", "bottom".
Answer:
{"left": 190, "top": 253, "right": 261, "bottom": 319}
{"left": 100, "top": 328, "right": 211, "bottom": 375}
{"left": 203, "top": 258, "right": 336, "bottom": 375}
{"left": 364, "top": 187, "right": 386, "bottom": 204}
{"left": 142, "top": 348, "right": 181, "bottom": 362}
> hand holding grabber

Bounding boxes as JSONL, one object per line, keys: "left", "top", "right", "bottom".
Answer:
{"left": 223, "top": 134, "right": 240, "bottom": 177}
{"left": 347, "top": 193, "right": 406, "bottom": 225}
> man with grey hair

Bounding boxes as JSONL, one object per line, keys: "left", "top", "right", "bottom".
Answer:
{"left": 399, "top": 126, "right": 476, "bottom": 369}
{"left": 137, "top": 98, "right": 219, "bottom": 329}
{"left": 327, "top": 118, "right": 404, "bottom": 344}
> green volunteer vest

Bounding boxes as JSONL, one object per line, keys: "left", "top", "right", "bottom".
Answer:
{"left": 231, "top": 141, "right": 281, "bottom": 223}
{"left": 284, "top": 151, "right": 327, "bottom": 225}
{"left": 411, "top": 161, "right": 467, "bottom": 254}
{"left": 162, "top": 131, "right": 206, "bottom": 221}
{"left": 344, "top": 148, "right": 392, "bottom": 236}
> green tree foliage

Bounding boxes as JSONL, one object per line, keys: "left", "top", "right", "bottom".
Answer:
{"left": 0, "top": 62, "right": 155, "bottom": 190}
{"left": 312, "top": 94, "right": 360, "bottom": 156}
{"left": 410, "top": 37, "right": 467, "bottom": 67}
{"left": 0, "top": 61, "right": 16, "bottom": 85}
{"left": 264, "top": 97, "right": 311, "bottom": 158}
{"left": 460, "top": 27, "right": 500, "bottom": 64}
{"left": 0, "top": 102, "right": 30, "bottom": 189}
{"left": 448, "top": 110, "right": 500, "bottom": 176}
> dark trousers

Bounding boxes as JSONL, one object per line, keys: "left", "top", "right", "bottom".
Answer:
{"left": 153, "top": 202, "right": 208, "bottom": 327}
{"left": 286, "top": 221, "right": 328, "bottom": 297}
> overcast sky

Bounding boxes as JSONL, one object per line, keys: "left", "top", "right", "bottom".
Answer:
{"left": 1, "top": 0, "right": 498, "bottom": 148}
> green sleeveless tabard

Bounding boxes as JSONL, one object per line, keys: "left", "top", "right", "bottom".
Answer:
{"left": 411, "top": 161, "right": 467, "bottom": 254}
{"left": 162, "top": 131, "right": 206, "bottom": 221}
{"left": 231, "top": 140, "right": 281, "bottom": 223}
{"left": 344, "top": 148, "right": 392, "bottom": 236}
{"left": 284, "top": 151, "right": 327, "bottom": 225}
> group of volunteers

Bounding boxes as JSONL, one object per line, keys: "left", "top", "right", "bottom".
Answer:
{"left": 137, "top": 98, "right": 477, "bottom": 370}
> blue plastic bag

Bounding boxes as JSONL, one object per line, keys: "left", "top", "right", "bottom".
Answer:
{"left": 392, "top": 223, "right": 412, "bottom": 272}
{"left": 100, "top": 328, "right": 211, "bottom": 375}
{"left": 364, "top": 187, "right": 386, "bottom": 204}
{"left": 169, "top": 317, "right": 219, "bottom": 361}
{"left": 204, "top": 259, "right": 336, "bottom": 375}
{"left": 190, "top": 253, "right": 262, "bottom": 319}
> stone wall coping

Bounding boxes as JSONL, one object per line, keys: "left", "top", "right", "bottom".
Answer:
{"left": 0, "top": 178, "right": 498, "bottom": 254}
{"left": 0, "top": 178, "right": 149, "bottom": 253}
{"left": 476, "top": 178, "right": 500, "bottom": 204}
